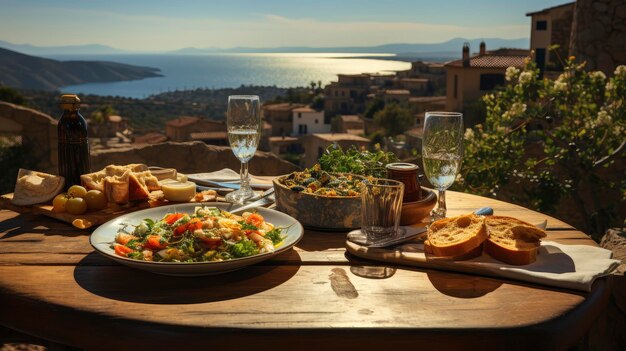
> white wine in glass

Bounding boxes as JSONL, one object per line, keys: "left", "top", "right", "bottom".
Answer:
{"left": 225, "top": 95, "right": 261, "bottom": 204}
{"left": 422, "top": 112, "right": 463, "bottom": 220}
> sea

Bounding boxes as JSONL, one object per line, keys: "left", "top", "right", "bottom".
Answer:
{"left": 48, "top": 53, "right": 411, "bottom": 99}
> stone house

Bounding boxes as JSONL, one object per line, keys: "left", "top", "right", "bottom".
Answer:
{"left": 262, "top": 103, "right": 305, "bottom": 137}
{"left": 324, "top": 74, "right": 371, "bottom": 117}
{"left": 165, "top": 116, "right": 227, "bottom": 145}
{"left": 444, "top": 43, "right": 529, "bottom": 113}
{"left": 332, "top": 115, "right": 365, "bottom": 134}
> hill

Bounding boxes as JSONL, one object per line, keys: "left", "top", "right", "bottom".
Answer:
{"left": 0, "top": 40, "right": 128, "bottom": 55}
{"left": 171, "top": 37, "right": 529, "bottom": 57}
{"left": 0, "top": 47, "right": 162, "bottom": 90}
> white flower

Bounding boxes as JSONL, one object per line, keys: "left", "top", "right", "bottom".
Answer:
{"left": 597, "top": 110, "right": 611, "bottom": 126}
{"left": 614, "top": 65, "right": 626, "bottom": 76}
{"left": 509, "top": 102, "right": 527, "bottom": 117}
{"left": 557, "top": 71, "right": 571, "bottom": 83}
{"left": 464, "top": 128, "right": 475, "bottom": 140}
{"left": 554, "top": 80, "right": 568, "bottom": 92}
{"left": 505, "top": 67, "right": 520, "bottom": 82}
{"left": 518, "top": 71, "right": 533, "bottom": 84}
{"left": 606, "top": 81, "right": 614, "bottom": 92}
{"left": 591, "top": 71, "right": 606, "bottom": 82}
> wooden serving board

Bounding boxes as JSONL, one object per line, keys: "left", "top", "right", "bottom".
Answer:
{"left": 0, "top": 193, "right": 155, "bottom": 230}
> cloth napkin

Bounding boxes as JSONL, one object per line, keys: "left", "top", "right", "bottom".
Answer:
{"left": 345, "top": 240, "right": 620, "bottom": 292}
{"left": 186, "top": 169, "right": 274, "bottom": 189}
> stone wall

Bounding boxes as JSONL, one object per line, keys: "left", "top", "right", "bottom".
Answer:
{"left": 0, "top": 102, "right": 58, "bottom": 173}
{"left": 570, "top": 0, "right": 626, "bottom": 74}
{"left": 91, "top": 141, "right": 300, "bottom": 176}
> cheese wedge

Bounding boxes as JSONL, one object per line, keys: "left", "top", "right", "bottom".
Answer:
{"left": 12, "top": 169, "right": 65, "bottom": 206}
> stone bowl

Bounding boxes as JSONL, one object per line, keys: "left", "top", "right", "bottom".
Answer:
{"left": 399, "top": 188, "right": 437, "bottom": 225}
{"left": 273, "top": 174, "right": 363, "bottom": 231}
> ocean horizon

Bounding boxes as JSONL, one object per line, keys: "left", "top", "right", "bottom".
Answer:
{"left": 49, "top": 53, "right": 413, "bottom": 99}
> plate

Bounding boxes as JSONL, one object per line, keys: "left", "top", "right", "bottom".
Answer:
{"left": 90, "top": 202, "right": 303, "bottom": 276}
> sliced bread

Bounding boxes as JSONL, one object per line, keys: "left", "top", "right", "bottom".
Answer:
{"left": 484, "top": 216, "right": 547, "bottom": 265}
{"left": 426, "top": 214, "right": 487, "bottom": 258}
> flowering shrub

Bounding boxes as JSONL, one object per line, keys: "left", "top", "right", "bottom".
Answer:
{"left": 458, "top": 57, "right": 625, "bottom": 238}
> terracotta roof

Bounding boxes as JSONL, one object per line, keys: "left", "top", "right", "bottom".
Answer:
{"left": 338, "top": 74, "right": 370, "bottom": 78}
{"left": 385, "top": 89, "right": 411, "bottom": 95}
{"left": 133, "top": 132, "right": 168, "bottom": 144}
{"left": 445, "top": 49, "right": 529, "bottom": 69}
{"left": 108, "top": 115, "right": 123, "bottom": 123}
{"left": 340, "top": 115, "right": 361, "bottom": 123}
{"left": 311, "top": 133, "right": 369, "bottom": 142}
{"left": 409, "top": 96, "right": 446, "bottom": 103}
{"left": 526, "top": 2, "right": 574, "bottom": 16}
{"left": 293, "top": 107, "right": 318, "bottom": 113}
{"left": 189, "top": 131, "right": 228, "bottom": 140}
{"left": 268, "top": 136, "right": 299, "bottom": 143}
{"left": 166, "top": 116, "right": 200, "bottom": 127}
{"left": 263, "top": 103, "right": 305, "bottom": 111}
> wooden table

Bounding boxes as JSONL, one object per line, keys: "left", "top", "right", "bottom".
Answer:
{"left": 0, "top": 191, "right": 612, "bottom": 351}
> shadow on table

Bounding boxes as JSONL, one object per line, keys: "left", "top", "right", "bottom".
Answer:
{"left": 73, "top": 251, "right": 302, "bottom": 304}
{"left": 296, "top": 230, "right": 347, "bottom": 252}
{"left": 426, "top": 271, "right": 503, "bottom": 298}
{"left": 0, "top": 213, "right": 84, "bottom": 239}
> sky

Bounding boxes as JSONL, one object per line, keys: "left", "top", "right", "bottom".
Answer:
{"left": 0, "top": 0, "right": 570, "bottom": 51}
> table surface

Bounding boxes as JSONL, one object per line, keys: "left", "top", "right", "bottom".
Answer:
{"left": 0, "top": 191, "right": 612, "bottom": 351}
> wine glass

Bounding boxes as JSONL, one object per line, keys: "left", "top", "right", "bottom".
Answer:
{"left": 225, "top": 95, "right": 261, "bottom": 204}
{"left": 422, "top": 112, "right": 463, "bottom": 220}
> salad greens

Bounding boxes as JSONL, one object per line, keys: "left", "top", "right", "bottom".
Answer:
{"left": 318, "top": 144, "right": 398, "bottom": 178}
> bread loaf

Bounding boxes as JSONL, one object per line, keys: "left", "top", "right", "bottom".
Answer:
{"left": 484, "top": 216, "right": 547, "bottom": 265}
{"left": 426, "top": 214, "right": 487, "bottom": 258}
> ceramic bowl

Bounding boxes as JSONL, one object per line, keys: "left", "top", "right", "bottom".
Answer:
{"left": 399, "top": 188, "right": 437, "bottom": 225}
{"left": 273, "top": 173, "right": 363, "bottom": 231}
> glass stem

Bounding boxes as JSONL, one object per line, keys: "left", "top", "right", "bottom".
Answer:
{"left": 437, "top": 189, "right": 447, "bottom": 216}
{"left": 240, "top": 161, "right": 250, "bottom": 191}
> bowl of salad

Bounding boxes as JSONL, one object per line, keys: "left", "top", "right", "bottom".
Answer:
{"left": 90, "top": 202, "right": 303, "bottom": 276}
{"left": 273, "top": 164, "right": 369, "bottom": 230}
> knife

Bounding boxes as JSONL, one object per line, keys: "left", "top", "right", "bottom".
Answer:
{"left": 189, "top": 178, "right": 271, "bottom": 190}
{"left": 229, "top": 188, "right": 276, "bottom": 213}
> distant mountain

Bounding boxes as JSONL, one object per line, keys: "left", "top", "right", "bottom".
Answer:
{"left": 171, "top": 37, "right": 529, "bottom": 57}
{"left": 0, "top": 47, "right": 162, "bottom": 90}
{"left": 0, "top": 40, "right": 128, "bottom": 55}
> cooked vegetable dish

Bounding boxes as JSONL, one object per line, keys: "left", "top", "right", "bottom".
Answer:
{"left": 112, "top": 206, "right": 284, "bottom": 262}
{"left": 279, "top": 164, "right": 368, "bottom": 197}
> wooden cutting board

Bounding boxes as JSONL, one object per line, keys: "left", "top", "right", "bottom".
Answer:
{"left": 0, "top": 193, "right": 155, "bottom": 230}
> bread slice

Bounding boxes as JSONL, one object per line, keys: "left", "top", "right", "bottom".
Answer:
{"left": 484, "top": 216, "right": 547, "bottom": 265}
{"left": 424, "top": 239, "right": 483, "bottom": 260}
{"left": 426, "top": 214, "right": 487, "bottom": 258}
{"left": 12, "top": 169, "right": 64, "bottom": 205}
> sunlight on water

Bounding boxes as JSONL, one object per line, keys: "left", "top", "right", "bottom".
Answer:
{"left": 57, "top": 53, "right": 410, "bottom": 98}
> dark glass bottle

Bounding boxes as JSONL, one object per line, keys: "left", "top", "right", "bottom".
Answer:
{"left": 57, "top": 94, "right": 91, "bottom": 189}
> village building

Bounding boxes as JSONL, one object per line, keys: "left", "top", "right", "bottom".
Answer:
{"left": 165, "top": 116, "right": 227, "bottom": 145}
{"left": 444, "top": 43, "right": 529, "bottom": 116}
{"left": 527, "top": 2, "right": 575, "bottom": 74}
{"left": 332, "top": 115, "right": 365, "bottom": 134}
{"left": 262, "top": 103, "right": 305, "bottom": 137}
{"left": 292, "top": 107, "right": 330, "bottom": 135}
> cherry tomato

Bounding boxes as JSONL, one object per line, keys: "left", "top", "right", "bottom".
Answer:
{"left": 52, "top": 193, "right": 69, "bottom": 213}
{"left": 145, "top": 235, "right": 168, "bottom": 250}
{"left": 164, "top": 213, "right": 184, "bottom": 225}
{"left": 114, "top": 244, "right": 134, "bottom": 257}
{"left": 84, "top": 190, "right": 107, "bottom": 211}
{"left": 67, "top": 185, "right": 87, "bottom": 198}
{"left": 246, "top": 213, "right": 264, "bottom": 227}
{"left": 65, "top": 197, "right": 88, "bottom": 215}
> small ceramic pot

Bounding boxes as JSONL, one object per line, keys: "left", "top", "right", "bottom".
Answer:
{"left": 399, "top": 188, "right": 437, "bottom": 225}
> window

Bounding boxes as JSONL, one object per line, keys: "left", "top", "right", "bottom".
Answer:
{"left": 479, "top": 74, "right": 505, "bottom": 91}
{"left": 298, "top": 113, "right": 302, "bottom": 118}
{"left": 341, "top": 91, "right": 345, "bottom": 97}
{"left": 536, "top": 20, "right": 547, "bottom": 31}
{"left": 453, "top": 75, "right": 458, "bottom": 99}
{"left": 315, "top": 119, "right": 319, "bottom": 124}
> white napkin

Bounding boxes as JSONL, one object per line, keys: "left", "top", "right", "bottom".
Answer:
{"left": 186, "top": 169, "right": 273, "bottom": 189}
{"left": 346, "top": 240, "right": 620, "bottom": 292}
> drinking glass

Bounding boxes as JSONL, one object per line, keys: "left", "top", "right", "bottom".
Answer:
{"left": 361, "top": 178, "right": 404, "bottom": 242}
{"left": 225, "top": 95, "right": 261, "bottom": 204}
{"left": 422, "top": 112, "right": 463, "bottom": 220}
